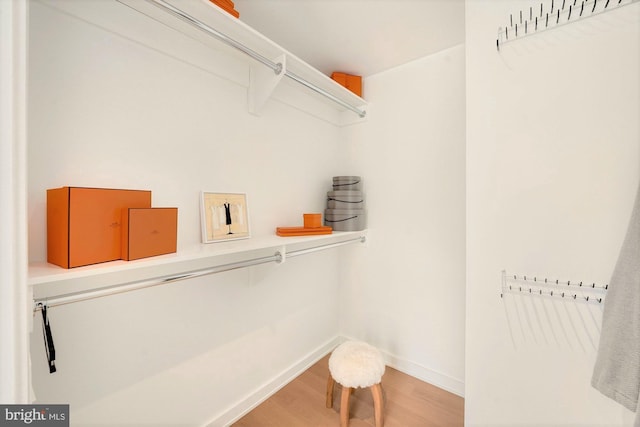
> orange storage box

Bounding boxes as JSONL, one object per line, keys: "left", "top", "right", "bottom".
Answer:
{"left": 331, "top": 72, "right": 363, "bottom": 97}
{"left": 303, "top": 213, "right": 322, "bottom": 228}
{"left": 276, "top": 226, "right": 332, "bottom": 237}
{"left": 47, "top": 187, "right": 151, "bottom": 268}
{"left": 121, "top": 208, "right": 178, "bottom": 261}
{"left": 208, "top": 0, "right": 240, "bottom": 17}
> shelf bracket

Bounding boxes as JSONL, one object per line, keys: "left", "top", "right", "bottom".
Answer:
{"left": 248, "top": 54, "right": 286, "bottom": 116}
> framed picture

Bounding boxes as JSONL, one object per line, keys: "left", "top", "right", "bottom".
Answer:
{"left": 200, "top": 192, "right": 250, "bottom": 243}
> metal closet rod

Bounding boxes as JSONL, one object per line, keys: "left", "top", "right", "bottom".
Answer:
{"left": 33, "top": 235, "right": 366, "bottom": 310}
{"left": 138, "top": 0, "right": 367, "bottom": 118}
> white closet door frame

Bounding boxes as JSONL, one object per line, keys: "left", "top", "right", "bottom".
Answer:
{"left": 0, "top": 0, "right": 30, "bottom": 403}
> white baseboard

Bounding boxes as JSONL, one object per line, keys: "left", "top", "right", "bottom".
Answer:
{"left": 382, "top": 350, "right": 465, "bottom": 398}
{"left": 338, "top": 334, "right": 465, "bottom": 397}
{"left": 204, "top": 335, "right": 464, "bottom": 426}
{"left": 204, "top": 336, "right": 343, "bottom": 427}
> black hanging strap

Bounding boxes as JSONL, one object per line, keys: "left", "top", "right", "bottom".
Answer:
{"left": 40, "top": 304, "right": 57, "bottom": 373}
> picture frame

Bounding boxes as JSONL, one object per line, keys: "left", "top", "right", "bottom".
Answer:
{"left": 200, "top": 192, "right": 250, "bottom": 243}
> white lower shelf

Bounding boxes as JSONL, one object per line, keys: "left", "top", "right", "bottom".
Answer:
{"left": 29, "top": 230, "right": 367, "bottom": 303}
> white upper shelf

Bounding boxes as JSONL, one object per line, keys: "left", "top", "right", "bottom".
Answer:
{"left": 115, "top": 0, "right": 368, "bottom": 124}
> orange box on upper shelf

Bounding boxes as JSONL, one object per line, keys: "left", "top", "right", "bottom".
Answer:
{"left": 209, "top": 0, "right": 240, "bottom": 18}
{"left": 331, "top": 72, "right": 363, "bottom": 97}
{"left": 47, "top": 187, "right": 152, "bottom": 268}
{"left": 121, "top": 208, "right": 178, "bottom": 261}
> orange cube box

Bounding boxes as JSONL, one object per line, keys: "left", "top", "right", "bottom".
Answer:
{"left": 303, "top": 213, "right": 322, "bottom": 228}
{"left": 47, "top": 187, "right": 152, "bottom": 268}
{"left": 331, "top": 72, "right": 363, "bottom": 97}
{"left": 331, "top": 72, "right": 347, "bottom": 87}
{"left": 208, "top": 0, "right": 240, "bottom": 17}
{"left": 121, "top": 208, "right": 178, "bottom": 261}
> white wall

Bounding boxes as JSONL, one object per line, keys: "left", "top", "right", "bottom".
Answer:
{"left": 466, "top": 1, "right": 639, "bottom": 425}
{"left": 27, "top": 1, "right": 468, "bottom": 425}
{"left": 28, "top": 1, "right": 347, "bottom": 425}
{"left": 340, "top": 45, "right": 467, "bottom": 396}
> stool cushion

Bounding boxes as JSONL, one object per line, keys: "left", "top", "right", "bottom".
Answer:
{"left": 329, "top": 341, "right": 385, "bottom": 388}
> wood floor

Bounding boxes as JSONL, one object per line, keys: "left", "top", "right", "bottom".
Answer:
{"left": 232, "top": 354, "right": 464, "bottom": 427}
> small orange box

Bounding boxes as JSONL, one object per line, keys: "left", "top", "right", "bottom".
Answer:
{"left": 331, "top": 72, "right": 363, "bottom": 97}
{"left": 209, "top": 0, "right": 240, "bottom": 17}
{"left": 215, "top": 0, "right": 235, "bottom": 8}
{"left": 121, "top": 208, "right": 178, "bottom": 261}
{"left": 303, "top": 213, "right": 322, "bottom": 228}
{"left": 47, "top": 187, "right": 152, "bottom": 268}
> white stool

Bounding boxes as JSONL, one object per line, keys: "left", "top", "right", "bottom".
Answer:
{"left": 326, "top": 341, "right": 385, "bottom": 427}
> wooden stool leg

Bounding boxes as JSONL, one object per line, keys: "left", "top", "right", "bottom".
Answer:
{"left": 340, "top": 386, "right": 352, "bottom": 427}
{"left": 326, "top": 376, "right": 335, "bottom": 408}
{"left": 371, "top": 383, "right": 384, "bottom": 427}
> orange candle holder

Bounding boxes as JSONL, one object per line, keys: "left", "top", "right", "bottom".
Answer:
{"left": 303, "top": 213, "right": 322, "bottom": 228}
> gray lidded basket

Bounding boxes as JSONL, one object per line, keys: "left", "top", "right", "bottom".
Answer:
{"left": 327, "top": 190, "right": 365, "bottom": 210}
{"left": 332, "top": 176, "right": 362, "bottom": 191}
{"left": 324, "top": 209, "right": 367, "bottom": 231}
